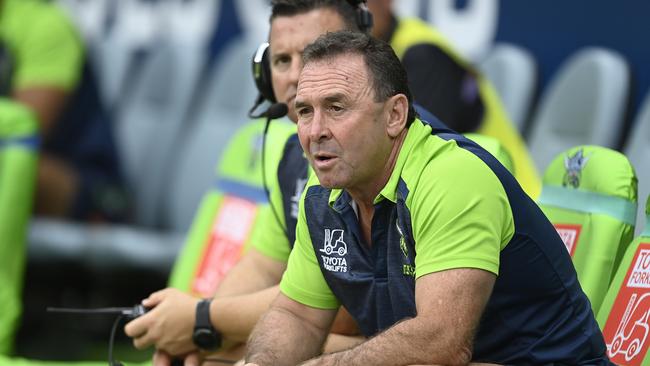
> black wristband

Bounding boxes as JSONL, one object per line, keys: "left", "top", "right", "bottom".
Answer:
{"left": 192, "top": 299, "right": 221, "bottom": 350}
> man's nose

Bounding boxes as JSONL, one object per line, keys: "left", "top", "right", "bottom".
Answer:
{"left": 309, "top": 109, "right": 331, "bottom": 142}
{"left": 289, "top": 59, "right": 302, "bottom": 85}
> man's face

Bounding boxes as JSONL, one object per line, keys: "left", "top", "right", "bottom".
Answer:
{"left": 269, "top": 8, "right": 346, "bottom": 122}
{"left": 295, "top": 54, "right": 395, "bottom": 192}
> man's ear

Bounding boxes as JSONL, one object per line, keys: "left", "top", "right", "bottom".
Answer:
{"left": 385, "top": 94, "right": 408, "bottom": 138}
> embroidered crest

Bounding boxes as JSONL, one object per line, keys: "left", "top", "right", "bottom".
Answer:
{"left": 396, "top": 221, "right": 408, "bottom": 258}
{"left": 563, "top": 149, "right": 590, "bottom": 188}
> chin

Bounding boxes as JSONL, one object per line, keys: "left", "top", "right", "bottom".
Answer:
{"left": 315, "top": 175, "right": 338, "bottom": 190}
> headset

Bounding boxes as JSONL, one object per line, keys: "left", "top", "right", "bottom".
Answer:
{"left": 249, "top": 0, "right": 373, "bottom": 113}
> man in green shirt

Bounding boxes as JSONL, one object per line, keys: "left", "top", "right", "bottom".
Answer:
{"left": 124, "top": 2, "right": 366, "bottom": 365}
{"left": 244, "top": 31, "right": 610, "bottom": 365}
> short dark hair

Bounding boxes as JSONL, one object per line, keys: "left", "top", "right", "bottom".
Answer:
{"left": 302, "top": 31, "right": 417, "bottom": 125}
{"left": 270, "top": 0, "right": 361, "bottom": 32}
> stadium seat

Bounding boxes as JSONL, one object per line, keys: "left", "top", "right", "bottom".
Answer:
{"left": 115, "top": 41, "right": 207, "bottom": 228}
{"left": 0, "top": 100, "right": 39, "bottom": 355}
{"left": 166, "top": 35, "right": 263, "bottom": 231}
{"left": 463, "top": 133, "right": 515, "bottom": 173}
{"left": 537, "top": 145, "right": 637, "bottom": 313}
{"left": 527, "top": 47, "right": 630, "bottom": 172}
{"left": 597, "top": 195, "right": 650, "bottom": 366}
{"left": 624, "top": 92, "right": 650, "bottom": 235}
{"left": 168, "top": 118, "right": 295, "bottom": 296}
{"left": 27, "top": 43, "right": 208, "bottom": 288}
{"left": 479, "top": 43, "right": 537, "bottom": 133}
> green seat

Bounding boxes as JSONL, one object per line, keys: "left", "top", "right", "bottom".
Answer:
{"left": 464, "top": 133, "right": 515, "bottom": 174}
{"left": 597, "top": 195, "right": 650, "bottom": 366}
{"left": 537, "top": 145, "right": 637, "bottom": 313}
{"left": 0, "top": 100, "right": 38, "bottom": 356}
{"left": 168, "top": 118, "right": 295, "bottom": 296}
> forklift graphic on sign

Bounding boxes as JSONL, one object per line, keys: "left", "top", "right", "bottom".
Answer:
{"left": 608, "top": 293, "right": 650, "bottom": 362}
{"left": 320, "top": 229, "right": 347, "bottom": 256}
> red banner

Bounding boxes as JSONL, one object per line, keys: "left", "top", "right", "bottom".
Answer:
{"left": 602, "top": 243, "right": 650, "bottom": 365}
{"left": 191, "top": 196, "right": 258, "bottom": 297}
{"left": 554, "top": 224, "right": 582, "bottom": 257}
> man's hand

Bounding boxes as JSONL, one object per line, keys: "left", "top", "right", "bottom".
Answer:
{"left": 152, "top": 349, "right": 202, "bottom": 366}
{"left": 245, "top": 293, "right": 337, "bottom": 365}
{"left": 124, "top": 288, "right": 200, "bottom": 355}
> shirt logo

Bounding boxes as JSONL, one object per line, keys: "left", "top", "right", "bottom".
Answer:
{"left": 563, "top": 149, "right": 590, "bottom": 188}
{"left": 396, "top": 220, "right": 415, "bottom": 277}
{"left": 320, "top": 229, "right": 348, "bottom": 273}
{"left": 321, "top": 229, "right": 347, "bottom": 256}
{"left": 396, "top": 221, "right": 408, "bottom": 258}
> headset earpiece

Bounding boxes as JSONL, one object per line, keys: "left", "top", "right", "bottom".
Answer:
{"left": 348, "top": 0, "right": 373, "bottom": 33}
{"left": 251, "top": 42, "right": 276, "bottom": 103}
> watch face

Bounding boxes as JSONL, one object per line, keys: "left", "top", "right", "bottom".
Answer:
{"left": 193, "top": 328, "right": 221, "bottom": 350}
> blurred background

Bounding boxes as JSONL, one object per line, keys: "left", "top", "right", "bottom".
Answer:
{"left": 4, "top": 0, "right": 650, "bottom": 362}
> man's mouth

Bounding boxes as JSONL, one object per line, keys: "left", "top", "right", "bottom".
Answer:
{"left": 314, "top": 152, "right": 335, "bottom": 162}
{"left": 312, "top": 152, "right": 337, "bottom": 169}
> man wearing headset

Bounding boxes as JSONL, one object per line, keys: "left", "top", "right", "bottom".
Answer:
{"left": 125, "top": 2, "right": 369, "bottom": 365}
{"left": 125, "top": 0, "right": 532, "bottom": 364}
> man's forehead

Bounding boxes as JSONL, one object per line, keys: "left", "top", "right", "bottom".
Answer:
{"left": 269, "top": 8, "right": 346, "bottom": 51}
{"left": 302, "top": 54, "right": 366, "bottom": 80}
{"left": 297, "top": 54, "right": 368, "bottom": 99}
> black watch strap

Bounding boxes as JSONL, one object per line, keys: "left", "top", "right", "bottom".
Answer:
{"left": 193, "top": 299, "right": 221, "bottom": 350}
{"left": 195, "top": 299, "right": 212, "bottom": 329}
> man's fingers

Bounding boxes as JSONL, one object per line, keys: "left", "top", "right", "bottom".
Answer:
{"left": 132, "top": 331, "right": 154, "bottom": 350}
{"left": 184, "top": 352, "right": 201, "bottom": 366}
{"left": 124, "top": 314, "right": 149, "bottom": 338}
{"left": 153, "top": 349, "right": 174, "bottom": 366}
{"left": 144, "top": 288, "right": 172, "bottom": 307}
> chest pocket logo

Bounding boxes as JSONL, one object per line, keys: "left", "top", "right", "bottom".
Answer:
{"left": 321, "top": 229, "right": 347, "bottom": 256}
{"left": 320, "top": 229, "right": 348, "bottom": 273}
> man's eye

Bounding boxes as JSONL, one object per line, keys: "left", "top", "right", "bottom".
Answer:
{"left": 297, "top": 107, "right": 312, "bottom": 117}
{"left": 330, "top": 105, "right": 344, "bottom": 112}
{"left": 274, "top": 56, "right": 290, "bottom": 67}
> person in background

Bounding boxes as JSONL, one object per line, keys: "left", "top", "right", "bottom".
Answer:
{"left": 367, "top": 0, "right": 541, "bottom": 198}
{"left": 244, "top": 30, "right": 611, "bottom": 365}
{"left": 125, "top": 2, "right": 368, "bottom": 365}
{"left": 0, "top": 0, "right": 125, "bottom": 222}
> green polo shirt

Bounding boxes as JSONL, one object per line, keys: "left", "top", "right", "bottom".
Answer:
{"left": 0, "top": 0, "right": 83, "bottom": 91}
{"left": 280, "top": 119, "right": 514, "bottom": 309}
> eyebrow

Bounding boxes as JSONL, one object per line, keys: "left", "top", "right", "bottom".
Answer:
{"left": 324, "top": 93, "right": 346, "bottom": 103}
{"left": 294, "top": 99, "right": 308, "bottom": 109}
{"left": 295, "top": 92, "right": 347, "bottom": 110}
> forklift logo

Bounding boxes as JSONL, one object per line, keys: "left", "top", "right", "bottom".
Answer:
{"left": 320, "top": 229, "right": 348, "bottom": 273}
{"left": 603, "top": 245, "right": 650, "bottom": 365}
{"left": 321, "top": 229, "right": 347, "bottom": 256}
{"left": 607, "top": 293, "right": 650, "bottom": 363}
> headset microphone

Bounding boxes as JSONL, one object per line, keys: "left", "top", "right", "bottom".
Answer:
{"left": 265, "top": 102, "right": 288, "bottom": 121}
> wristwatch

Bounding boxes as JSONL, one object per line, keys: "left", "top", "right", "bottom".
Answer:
{"left": 192, "top": 299, "right": 222, "bottom": 350}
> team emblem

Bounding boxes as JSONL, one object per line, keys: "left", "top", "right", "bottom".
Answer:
{"left": 563, "top": 149, "right": 590, "bottom": 188}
